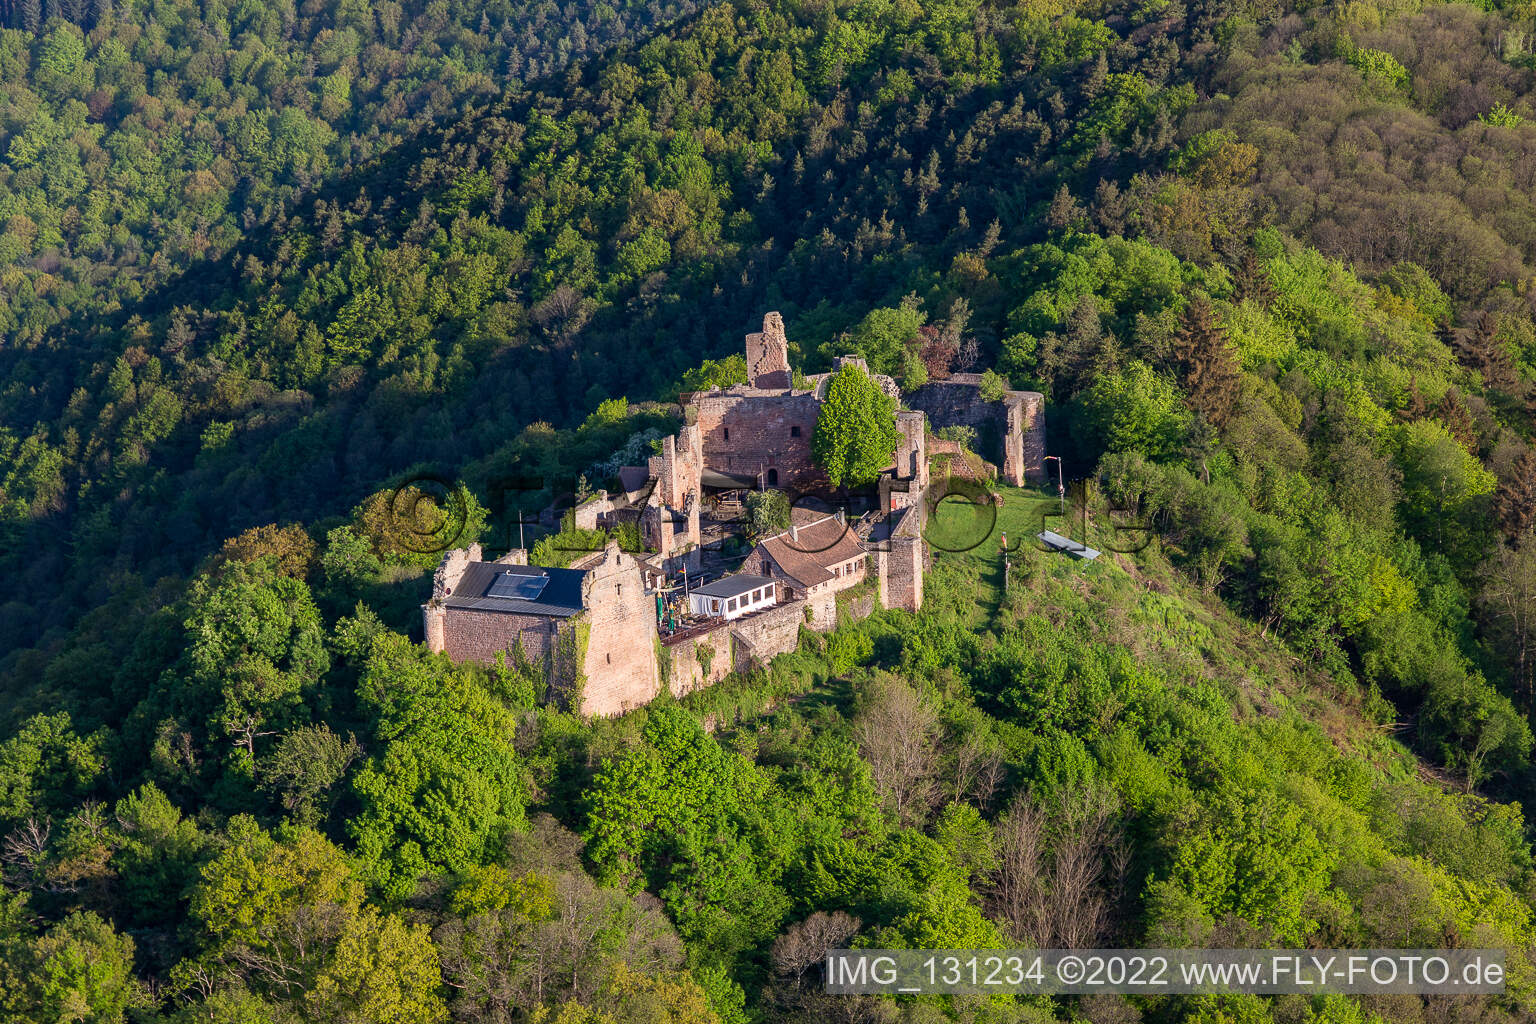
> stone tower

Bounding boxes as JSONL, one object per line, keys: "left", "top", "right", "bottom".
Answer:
{"left": 745, "top": 312, "right": 791, "bottom": 389}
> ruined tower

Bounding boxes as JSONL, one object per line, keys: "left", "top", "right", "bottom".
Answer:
{"left": 745, "top": 312, "right": 792, "bottom": 389}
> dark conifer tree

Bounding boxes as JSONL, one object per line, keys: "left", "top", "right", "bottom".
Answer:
{"left": 1435, "top": 388, "right": 1478, "bottom": 450}
{"left": 1495, "top": 450, "right": 1536, "bottom": 538}
{"left": 1234, "top": 250, "right": 1275, "bottom": 307}
{"left": 1452, "top": 312, "right": 1518, "bottom": 393}
{"left": 1397, "top": 376, "right": 1428, "bottom": 422}
{"left": 1039, "top": 295, "right": 1121, "bottom": 402}
{"left": 1171, "top": 296, "right": 1240, "bottom": 429}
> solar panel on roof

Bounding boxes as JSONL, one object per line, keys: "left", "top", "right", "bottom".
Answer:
{"left": 485, "top": 571, "right": 551, "bottom": 601}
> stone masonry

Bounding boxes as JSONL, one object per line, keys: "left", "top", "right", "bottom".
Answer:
{"left": 905, "top": 374, "right": 1046, "bottom": 484}
{"left": 575, "top": 542, "right": 662, "bottom": 717}
{"left": 424, "top": 540, "right": 659, "bottom": 719}
{"left": 877, "top": 505, "right": 926, "bottom": 614}
{"left": 745, "top": 311, "right": 792, "bottom": 389}
{"left": 691, "top": 388, "right": 824, "bottom": 492}
{"left": 663, "top": 599, "right": 805, "bottom": 695}
{"left": 641, "top": 423, "right": 703, "bottom": 571}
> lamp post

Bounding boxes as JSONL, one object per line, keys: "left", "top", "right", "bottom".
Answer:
{"left": 1043, "top": 455, "right": 1065, "bottom": 516}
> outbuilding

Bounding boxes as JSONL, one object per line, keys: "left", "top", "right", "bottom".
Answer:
{"left": 687, "top": 574, "right": 777, "bottom": 620}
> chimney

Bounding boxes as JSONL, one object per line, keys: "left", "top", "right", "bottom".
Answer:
{"left": 790, "top": 522, "right": 798, "bottom": 542}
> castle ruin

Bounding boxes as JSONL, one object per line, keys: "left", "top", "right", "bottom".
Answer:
{"left": 428, "top": 312, "right": 1048, "bottom": 716}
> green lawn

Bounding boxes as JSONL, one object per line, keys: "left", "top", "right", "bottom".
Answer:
{"left": 922, "top": 482, "right": 1067, "bottom": 567}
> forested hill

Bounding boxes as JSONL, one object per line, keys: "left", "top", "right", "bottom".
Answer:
{"left": 9, "top": 0, "right": 1530, "bottom": 648}
{"left": 1, "top": 0, "right": 1536, "bottom": 1019}
{"left": 0, "top": 0, "right": 704, "bottom": 340}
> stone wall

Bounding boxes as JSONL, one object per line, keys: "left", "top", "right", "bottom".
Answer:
{"left": 746, "top": 312, "right": 792, "bottom": 389}
{"left": 905, "top": 376, "right": 1047, "bottom": 485}
{"left": 663, "top": 599, "right": 807, "bottom": 696}
{"left": 878, "top": 505, "right": 925, "bottom": 613}
{"left": 692, "top": 390, "right": 823, "bottom": 492}
{"left": 664, "top": 630, "right": 734, "bottom": 696}
{"left": 731, "top": 600, "right": 805, "bottom": 668}
{"left": 804, "top": 588, "right": 837, "bottom": 631}
{"left": 1009, "top": 392, "right": 1046, "bottom": 483}
{"left": 572, "top": 491, "right": 615, "bottom": 531}
{"left": 643, "top": 424, "right": 701, "bottom": 571}
{"left": 577, "top": 543, "right": 661, "bottom": 717}
{"left": 440, "top": 608, "right": 558, "bottom": 666}
{"left": 890, "top": 410, "right": 928, "bottom": 511}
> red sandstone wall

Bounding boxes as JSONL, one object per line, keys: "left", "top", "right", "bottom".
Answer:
{"left": 693, "top": 392, "right": 823, "bottom": 491}
{"left": 579, "top": 548, "right": 662, "bottom": 717}
{"left": 664, "top": 600, "right": 806, "bottom": 695}
{"left": 443, "top": 609, "right": 556, "bottom": 667}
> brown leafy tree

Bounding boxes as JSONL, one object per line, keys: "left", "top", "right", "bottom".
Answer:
{"left": 916, "top": 325, "right": 956, "bottom": 380}
{"left": 216, "top": 523, "right": 317, "bottom": 579}
{"left": 1170, "top": 297, "right": 1241, "bottom": 429}
{"left": 853, "top": 676, "right": 939, "bottom": 825}
{"left": 1046, "top": 184, "right": 1088, "bottom": 232}
{"left": 988, "top": 785, "right": 1128, "bottom": 948}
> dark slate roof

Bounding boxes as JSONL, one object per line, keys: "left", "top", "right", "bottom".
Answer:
{"left": 690, "top": 574, "right": 775, "bottom": 599}
{"left": 618, "top": 465, "right": 652, "bottom": 495}
{"left": 701, "top": 467, "right": 761, "bottom": 489}
{"left": 444, "top": 562, "right": 588, "bottom": 617}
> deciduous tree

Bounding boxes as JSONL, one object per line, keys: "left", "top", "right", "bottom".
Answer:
{"left": 811, "top": 365, "right": 900, "bottom": 489}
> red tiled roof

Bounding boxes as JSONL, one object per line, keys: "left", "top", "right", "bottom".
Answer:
{"left": 757, "top": 515, "right": 865, "bottom": 588}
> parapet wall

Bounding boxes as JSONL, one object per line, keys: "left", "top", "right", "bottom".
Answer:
{"left": 663, "top": 599, "right": 807, "bottom": 696}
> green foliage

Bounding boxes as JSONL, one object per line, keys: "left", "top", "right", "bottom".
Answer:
{"left": 321, "top": 527, "right": 383, "bottom": 591}
{"left": 811, "top": 364, "right": 901, "bottom": 488}
{"left": 978, "top": 369, "right": 1010, "bottom": 403}
{"left": 188, "top": 819, "right": 448, "bottom": 1020}
{"left": 0, "top": 712, "right": 107, "bottom": 826}
{"left": 835, "top": 300, "right": 926, "bottom": 379}
{"left": 1479, "top": 103, "right": 1525, "bottom": 127}
{"left": 1073, "top": 360, "right": 1192, "bottom": 462}
{"left": 1159, "top": 789, "right": 1337, "bottom": 943}
{"left": 3, "top": 0, "right": 1536, "bottom": 1017}
{"left": 584, "top": 708, "right": 789, "bottom": 962}
{"left": 743, "top": 489, "right": 790, "bottom": 540}
{"left": 1392, "top": 419, "right": 1497, "bottom": 558}
{"left": 349, "top": 635, "right": 528, "bottom": 899}
{"left": 353, "top": 482, "right": 488, "bottom": 569}
{"left": 0, "top": 911, "right": 148, "bottom": 1024}
{"left": 680, "top": 354, "right": 749, "bottom": 393}
{"left": 176, "top": 560, "right": 330, "bottom": 767}
{"left": 1340, "top": 36, "right": 1410, "bottom": 89}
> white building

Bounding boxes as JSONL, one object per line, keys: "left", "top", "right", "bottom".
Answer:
{"left": 688, "top": 574, "right": 777, "bottom": 620}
